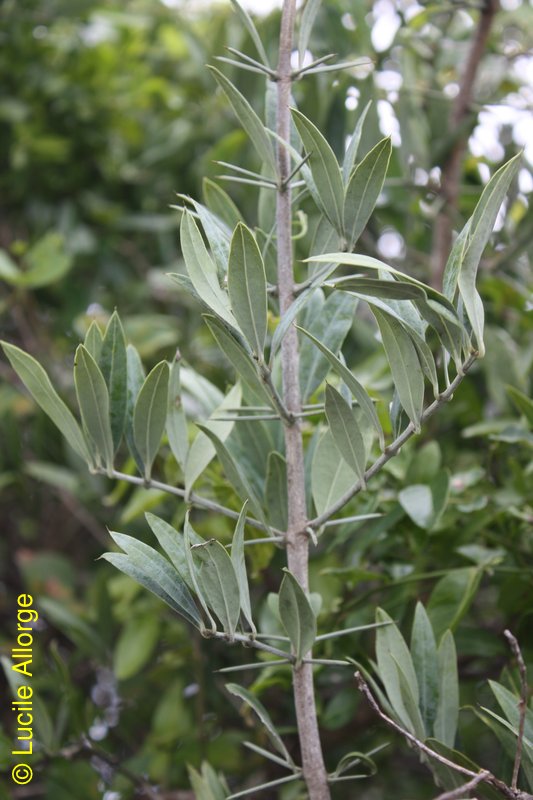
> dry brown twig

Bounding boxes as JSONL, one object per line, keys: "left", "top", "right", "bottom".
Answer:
{"left": 504, "top": 630, "right": 529, "bottom": 792}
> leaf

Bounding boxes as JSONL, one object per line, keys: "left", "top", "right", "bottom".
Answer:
{"left": 184, "top": 514, "right": 216, "bottom": 631}
{"left": 230, "top": 502, "right": 255, "bottom": 632}
{"left": 506, "top": 385, "right": 533, "bottom": 427}
{"left": 180, "top": 210, "right": 237, "bottom": 329}
{"left": 229, "top": 0, "right": 270, "bottom": 68}
{"left": 228, "top": 223, "right": 268, "bottom": 357}
{"left": 457, "top": 153, "right": 521, "bottom": 357}
{"left": 373, "top": 309, "right": 424, "bottom": 430}
{"left": 489, "top": 680, "right": 533, "bottom": 746}
{"left": 133, "top": 361, "right": 170, "bottom": 481}
{"left": 125, "top": 345, "right": 145, "bottom": 472}
{"left": 226, "top": 683, "right": 294, "bottom": 765}
{"left": 185, "top": 381, "right": 242, "bottom": 494}
{"left": 311, "top": 429, "right": 358, "bottom": 516}
{"left": 297, "top": 326, "right": 383, "bottom": 449}
{"left": 74, "top": 344, "right": 114, "bottom": 472}
{"left": 434, "top": 630, "right": 459, "bottom": 747}
{"left": 208, "top": 67, "right": 276, "bottom": 174}
{"left": 298, "top": 0, "right": 321, "bottom": 67}
{"left": 83, "top": 321, "right": 103, "bottom": 362}
{"left": 324, "top": 383, "right": 367, "bottom": 483}
{"left": 343, "top": 136, "right": 391, "bottom": 249}
{"left": 342, "top": 100, "right": 372, "bottom": 184}
{"left": 265, "top": 452, "right": 288, "bottom": 531}
{"left": 145, "top": 512, "right": 198, "bottom": 590}
{"left": 299, "top": 291, "right": 356, "bottom": 401}
{"left": 193, "top": 539, "right": 241, "bottom": 637}
{"left": 399, "top": 485, "right": 433, "bottom": 530}
{"left": 291, "top": 108, "right": 344, "bottom": 232}
{"left": 410, "top": 602, "right": 439, "bottom": 736}
{"left": 1, "top": 342, "right": 91, "bottom": 465}
{"left": 427, "top": 567, "right": 482, "bottom": 641}
{"left": 99, "top": 311, "right": 127, "bottom": 452}
{"left": 102, "top": 531, "right": 201, "bottom": 628}
{"left": 177, "top": 194, "right": 231, "bottom": 276}
{"left": 278, "top": 569, "right": 317, "bottom": 664}
{"left": 375, "top": 608, "right": 420, "bottom": 733}
{"left": 203, "top": 315, "right": 271, "bottom": 405}
{"left": 442, "top": 220, "right": 471, "bottom": 302}
{"left": 114, "top": 614, "right": 160, "bottom": 680}
{"left": 167, "top": 359, "right": 189, "bottom": 470}
{"left": 18, "top": 231, "right": 73, "bottom": 288}
{"left": 0, "top": 250, "right": 21, "bottom": 284}
{"left": 333, "top": 276, "right": 425, "bottom": 301}
{"left": 203, "top": 178, "right": 242, "bottom": 230}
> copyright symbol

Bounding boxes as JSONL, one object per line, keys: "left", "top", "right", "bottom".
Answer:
{"left": 12, "top": 763, "right": 33, "bottom": 785}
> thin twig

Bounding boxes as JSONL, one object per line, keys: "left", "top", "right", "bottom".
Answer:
{"left": 504, "top": 630, "right": 529, "bottom": 791}
{"left": 432, "top": 771, "right": 489, "bottom": 800}
{"left": 209, "top": 630, "right": 292, "bottom": 660}
{"left": 309, "top": 352, "right": 478, "bottom": 530}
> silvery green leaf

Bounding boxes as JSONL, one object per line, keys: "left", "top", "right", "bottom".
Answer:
{"left": 279, "top": 569, "right": 317, "bottom": 665}
{"left": 180, "top": 210, "right": 237, "bottom": 329}
{"left": 133, "top": 361, "right": 169, "bottom": 481}
{"left": 291, "top": 108, "right": 344, "bottom": 232}
{"left": 342, "top": 100, "right": 372, "bottom": 184}
{"left": 298, "top": 0, "right": 321, "bottom": 67}
{"left": 167, "top": 359, "right": 188, "bottom": 470}
{"left": 99, "top": 311, "right": 127, "bottom": 452}
{"left": 103, "top": 531, "right": 201, "bottom": 628}
{"left": 442, "top": 220, "right": 471, "bottom": 302}
{"left": 125, "top": 344, "right": 145, "bottom": 472}
{"left": 311, "top": 429, "right": 358, "bottom": 516}
{"left": 489, "top": 680, "right": 533, "bottom": 748}
{"left": 1, "top": 342, "right": 91, "bottom": 466}
{"left": 375, "top": 608, "right": 419, "bottom": 733}
{"left": 297, "top": 326, "right": 383, "bottom": 449}
{"left": 434, "top": 630, "right": 459, "bottom": 747}
{"left": 299, "top": 292, "right": 356, "bottom": 401}
{"left": 194, "top": 538, "right": 241, "bottom": 637}
{"left": 325, "top": 383, "right": 367, "bottom": 483}
{"left": 229, "top": 0, "right": 270, "bottom": 67}
{"left": 226, "top": 683, "right": 294, "bottom": 765}
{"left": 230, "top": 502, "right": 255, "bottom": 632}
{"left": 265, "top": 452, "right": 288, "bottom": 531}
{"left": 410, "top": 602, "right": 439, "bottom": 736}
{"left": 373, "top": 309, "right": 424, "bottom": 430}
{"left": 458, "top": 153, "right": 521, "bottom": 356}
{"left": 343, "top": 136, "right": 391, "bottom": 249}
{"left": 228, "top": 223, "right": 268, "bottom": 358}
{"left": 74, "top": 344, "right": 114, "bottom": 473}
{"left": 203, "top": 178, "right": 242, "bottom": 230}
{"left": 184, "top": 514, "right": 216, "bottom": 631}
{"left": 83, "top": 321, "right": 103, "bottom": 362}
{"left": 177, "top": 195, "right": 231, "bottom": 276}
{"left": 185, "top": 381, "right": 242, "bottom": 494}
{"left": 208, "top": 67, "right": 276, "bottom": 175}
{"left": 145, "top": 512, "right": 196, "bottom": 589}
{"left": 204, "top": 315, "right": 271, "bottom": 405}
{"left": 394, "top": 654, "right": 427, "bottom": 740}
{"left": 333, "top": 276, "right": 425, "bottom": 301}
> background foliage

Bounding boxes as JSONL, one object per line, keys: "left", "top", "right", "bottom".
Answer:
{"left": 0, "top": 1, "right": 532, "bottom": 798}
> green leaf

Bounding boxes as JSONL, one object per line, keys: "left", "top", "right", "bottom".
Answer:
{"left": 427, "top": 567, "right": 482, "bottom": 641}
{"left": 133, "top": 361, "right": 170, "bottom": 481}
{"left": 99, "top": 311, "right": 127, "bottom": 452}
{"left": 325, "top": 383, "right": 367, "bottom": 483}
{"left": 0, "top": 250, "right": 21, "bottom": 284}
{"left": 180, "top": 210, "right": 237, "bottom": 329}
{"left": 103, "top": 531, "right": 201, "bottom": 628}
{"left": 113, "top": 614, "right": 160, "bottom": 680}
{"left": 506, "top": 385, "right": 533, "bottom": 427}
{"left": 373, "top": 309, "right": 424, "bottom": 430}
{"left": 125, "top": 345, "right": 145, "bottom": 472}
{"left": 343, "top": 137, "right": 391, "bottom": 249}
{"left": 208, "top": 67, "right": 276, "bottom": 174}
{"left": 203, "top": 315, "right": 271, "bottom": 405}
{"left": 1, "top": 342, "right": 91, "bottom": 465}
{"left": 203, "top": 178, "right": 242, "bottom": 230}
{"left": 375, "top": 608, "right": 420, "bottom": 733}
{"left": 18, "top": 232, "right": 73, "bottom": 288}
{"left": 184, "top": 514, "right": 216, "bottom": 631}
{"left": 298, "top": 0, "right": 321, "bottom": 67}
{"left": 457, "top": 153, "right": 521, "bottom": 357}
{"left": 83, "top": 321, "right": 103, "bottom": 362}
{"left": 74, "top": 344, "right": 114, "bottom": 472}
{"left": 399, "top": 484, "right": 433, "bottom": 529}
{"left": 278, "top": 569, "right": 317, "bottom": 664}
{"left": 177, "top": 194, "right": 231, "bottom": 276}
{"left": 228, "top": 223, "right": 268, "bottom": 357}
{"left": 229, "top": 0, "right": 270, "bottom": 68}
{"left": 226, "top": 683, "right": 294, "bottom": 765}
{"left": 167, "top": 359, "right": 189, "bottom": 470}
{"left": 342, "top": 100, "right": 372, "bottom": 184}
{"left": 489, "top": 680, "right": 533, "bottom": 746}
{"left": 298, "top": 326, "right": 383, "bottom": 449}
{"left": 265, "top": 452, "right": 288, "bottom": 531}
{"left": 193, "top": 538, "right": 241, "bottom": 637}
{"left": 291, "top": 108, "right": 344, "bottom": 232}
{"left": 434, "top": 630, "right": 459, "bottom": 747}
{"left": 311, "top": 429, "right": 358, "bottom": 516}
{"left": 185, "top": 381, "right": 242, "bottom": 494}
{"left": 410, "top": 602, "right": 439, "bottom": 736}
{"left": 299, "top": 291, "right": 357, "bottom": 401}
{"left": 442, "top": 220, "right": 471, "bottom": 302}
{"left": 231, "top": 502, "right": 255, "bottom": 632}
{"left": 333, "top": 276, "right": 425, "bottom": 301}
{"left": 145, "top": 512, "right": 197, "bottom": 590}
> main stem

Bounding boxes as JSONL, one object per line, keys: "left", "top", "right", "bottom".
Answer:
{"left": 276, "top": 3, "right": 331, "bottom": 798}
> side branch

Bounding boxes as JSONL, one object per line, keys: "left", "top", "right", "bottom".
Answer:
{"left": 309, "top": 353, "right": 478, "bottom": 530}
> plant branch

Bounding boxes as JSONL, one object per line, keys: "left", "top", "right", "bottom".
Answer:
{"left": 309, "top": 352, "right": 478, "bottom": 531}
{"left": 432, "top": 772, "right": 490, "bottom": 800}
{"left": 504, "top": 629, "right": 529, "bottom": 791}
{"left": 98, "top": 468, "right": 281, "bottom": 536}
{"left": 276, "top": 2, "right": 330, "bottom": 798}
{"left": 430, "top": 0, "right": 499, "bottom": 288}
